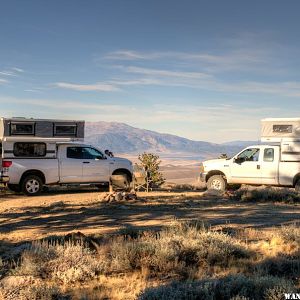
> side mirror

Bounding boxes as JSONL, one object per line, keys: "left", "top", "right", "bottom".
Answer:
{"left": 234, "top": 157, "right": 244, "bottom": 164}
{"left": 104, "top": 150, "right": 114, "bottom": 158}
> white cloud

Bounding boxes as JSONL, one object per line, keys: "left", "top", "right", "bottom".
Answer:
{"left": 54, "top": 82, "right": 120, "bottom": 92}
{"left": 0, "top": 78, "right": 8, "bottom": 84}
{"left": 12, "top": 67, "right": 24, "bottom": 73}
{"left": 122, "top": 66, "right": 212, "bottom": 79}
{"left": 0, "top": 67, "right": 24, "bottom": 77}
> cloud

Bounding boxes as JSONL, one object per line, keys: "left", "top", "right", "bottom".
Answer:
{"left": 0, "top": 78, "right": 8, "bottom": 84}
{"left": 105, "top": 48, "right": 269, "bottom": 74}
{"left": 0, "top": 67, "right": 24, "bottom": 77}
{"left": 121, "top": 66, "right": 212, "bottom": 79}
{"left": 12, "top": 67, "right": 24, "bottom": 73}
{"left": 54, "top": 82, "right": 120, "bottom": 92}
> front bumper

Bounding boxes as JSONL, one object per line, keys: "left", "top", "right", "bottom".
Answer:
{"left": 199, "top": 172, "right": 207, "bottom": 182}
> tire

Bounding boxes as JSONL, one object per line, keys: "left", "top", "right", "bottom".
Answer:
{"left": 111, "top": 172, "right": 131, "bottom": 191}
{"left": 295, "top": 179, "right": 300, "bottom": 193}
{"left": 21, "top": 175, "right": 43, "bottom": 196}
{"left": 7, "top": 184, "right": 21, "bottom": 193}
{"left": 207, "top": 175, "right": 226, "bottom": 191}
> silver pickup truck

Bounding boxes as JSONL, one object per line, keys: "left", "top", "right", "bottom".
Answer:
{"left": 0, "top": 117, "right": 133, "bottom": 195}
{"left": 1, "top": 142, "right": 133, "bottom": 195}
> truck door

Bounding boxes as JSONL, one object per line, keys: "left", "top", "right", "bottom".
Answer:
{"left": 260, "top": 146, "right": 279, "bottom": 185}
{"left": 230, "top": 147, "right": 262, "bottom": 184}
{"left": 80, "top": 147, "right": 110, "bottom": 182}
{"left": 59, "top": 145, "right": 83, "bottom": 183}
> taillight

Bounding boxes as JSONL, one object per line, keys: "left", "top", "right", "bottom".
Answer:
{"left": 2, "top": 161, "right": 12, "bottom": 168}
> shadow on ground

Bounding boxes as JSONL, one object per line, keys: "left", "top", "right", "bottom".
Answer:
{"left": 0, "top": 189, "right": 300, "bottom": 241}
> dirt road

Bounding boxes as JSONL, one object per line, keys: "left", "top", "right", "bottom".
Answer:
{"left": 1, "top": 188, "right": 300, "bottom": 242}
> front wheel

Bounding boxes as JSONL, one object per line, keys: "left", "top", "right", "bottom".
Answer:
{"left": 207, "top": 175, "right": 227, "bottom": 191}
{"left": 295, "top": 179, "right": 300, "bottom": 193}
{"left": 21, "top": 175, "right": 43, "bottom": 196}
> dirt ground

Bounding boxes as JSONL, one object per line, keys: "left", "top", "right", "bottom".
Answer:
{"left": 0, "top": 188, "right": 299, "bottom": 242}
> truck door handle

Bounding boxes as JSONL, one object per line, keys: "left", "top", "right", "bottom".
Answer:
{"left": 257, "top": 165, "right": 260, "bottom": 169}
{"left": 83, "top": 161, "right": 90, "bottom": 164}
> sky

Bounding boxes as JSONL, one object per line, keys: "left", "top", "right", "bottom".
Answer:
{"left": 1, "top": 0, "right": 300, "bottom": 143}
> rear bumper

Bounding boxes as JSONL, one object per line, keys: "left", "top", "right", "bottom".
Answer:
{"left": 0, "top": 173, "right": 9, "bottom": 183}
{"left": 199, "top": 172, "right": 207, "bottom": 182}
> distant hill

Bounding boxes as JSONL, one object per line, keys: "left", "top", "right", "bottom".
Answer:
{"left": 85, "top": 121, "right": 255, "bottom": 159}
{"left": 221, "top": 140, "right": 260, "bottom": 147}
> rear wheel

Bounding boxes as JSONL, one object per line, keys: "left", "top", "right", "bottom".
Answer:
{"left": 7, "top": 184, "right": 21, "bottom": 193}
{"left": 21, "top": 175, "right": 43, "bottom": 196}
{"left": 207, "top": 175, "right": 226, "bottom": 191}
{"left": 295, "top": 179, "right": 300, "bottom": 193}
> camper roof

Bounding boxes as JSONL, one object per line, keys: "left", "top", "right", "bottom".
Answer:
{"left": 0, "top": 117, "right": 85, "bottom": 122}
{"left": 262, "top": 118, "right": 300, "bottom": 122}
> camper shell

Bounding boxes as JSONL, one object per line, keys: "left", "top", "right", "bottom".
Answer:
{"left": 0, "top": 117, "right": 84, "bottom": 141}
{"left": 0, "top": 117, "right": 85, "bottom": 159}
{"left": 261, "top": 118, "right": 300, "bottom": 162}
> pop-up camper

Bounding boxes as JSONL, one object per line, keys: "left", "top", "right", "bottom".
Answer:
{"left": 261, "top": 118, "right": 300, "bottom": 162}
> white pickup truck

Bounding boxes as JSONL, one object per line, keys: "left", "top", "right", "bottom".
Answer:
{"left": 1, "top": 142, "right": 133, "bottom": 195}
{"left": 200, "top": 118, "right": 300, "bottom": 192}
{"left": 200, "top": 144, "right": 300, "bottom": 191}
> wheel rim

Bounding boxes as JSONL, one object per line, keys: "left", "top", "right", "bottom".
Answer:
{"left": 25, "top": 179, "right": 40, "bottom": 194}
{"left": 211, "top": 179, "right": 223, "bottom": 190}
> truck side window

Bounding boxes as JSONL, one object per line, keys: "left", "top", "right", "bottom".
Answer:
{"left": 14, "top": 142, "right": 46, "bottom": 157}
{"left": 82, "top": 147, "right": 104, "bottom": 159}
{"left": 67, "top": 147, "right": 104, "bottom": 159}
{"left": 67, "top": 147, "right": 83, "bottom": 159}
{"left": 237, "top": 148, "right": 260, "bottom": 162}
{"left": 264, "top": 148, "right": 274, "bottom": 162}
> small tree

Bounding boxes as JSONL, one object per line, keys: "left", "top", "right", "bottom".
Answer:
{"left": 137, "top": 152, "right": 165, "bottom": 192}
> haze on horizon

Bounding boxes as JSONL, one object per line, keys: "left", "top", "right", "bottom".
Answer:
{"left": 1, "top": 0, "right": 300, "bottom": 143}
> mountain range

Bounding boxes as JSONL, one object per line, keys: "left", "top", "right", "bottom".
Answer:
{"left": 85, "top": 121, "right": 255, "bottom": 159}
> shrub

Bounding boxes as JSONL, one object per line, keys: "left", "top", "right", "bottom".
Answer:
{"left": 256, "top": 257, "right": 300, "bottom": 278}
{"left": 139, "top": 281, "right": 214, "bottom": 300}
{"left": 139, "top": 275, "right": 295, "bottom": 300}
{"left": 108, "top": 221, "right": 249, "bottom": 277}
{"left": 14, "top": 240, "right": 106, "bottom": 284}
{"left": 231, "top": 187, "right": 300, "bottom": 203}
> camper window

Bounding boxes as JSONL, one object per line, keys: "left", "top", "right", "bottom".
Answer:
{"left": 273, "top": 125, "right": 293, "bottom": 133}
{"left": 10, "top": 122, "right": 35, "bottom": 135}
{"left": 13, "top": 142, "right": 46, "bottom": 157}
{"left": 54, "top": 124, "right": 77, "bottom": 136}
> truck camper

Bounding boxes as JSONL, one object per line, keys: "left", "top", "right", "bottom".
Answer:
{"left": 0, "top": 117, "right": 133, "bottom": 195}
{"left": 200, "top": 118, "right": 300, "bottom": 191}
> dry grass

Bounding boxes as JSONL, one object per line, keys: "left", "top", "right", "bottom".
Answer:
{"left": 0, "top": 221, "right": 299, "bottom": 299}
{"left": 231, "top": 186, "right": 300, "bottom": 204}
